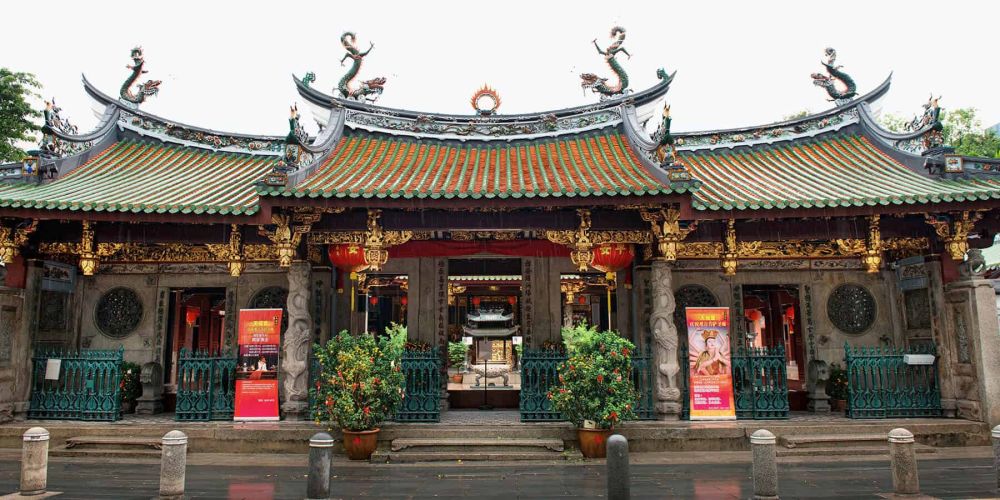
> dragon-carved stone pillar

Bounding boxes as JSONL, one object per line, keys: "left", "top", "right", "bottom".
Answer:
{"left": 281, "top": 261, "right": 312, "bottom": 419}
{"left": 650, "top": 260, "right": 680, "bottom": 418}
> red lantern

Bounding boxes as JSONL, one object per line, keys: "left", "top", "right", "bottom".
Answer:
{"left": 327, "top": 244, "right": 369, "bottom": 275}
{"left": 590, "top": 244, "right": 634, "bottom": 275}
{"left": 185, "top": 306, "right": 200, "bottom": 327}
{"left": 746, "top": 309, "right": 763, "bottom": 322}
{"left": 507, "top": 296, "right": 516, "bottom": 305}
{"left": 369, "top": 296, "right": 379, "bottom": 306}
{"left": 400, "top": 296, "right": 408, "bottom": 306}
{"left": 578, "top": 295, "right": 586, "bottom": 304}
{"left": 472, "top": 297, "right": 481, "bottom": 307}
{"left": 785, "top": 307, "right": 795, "bottom": 320}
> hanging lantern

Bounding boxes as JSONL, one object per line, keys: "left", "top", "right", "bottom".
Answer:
{"left": 507, "top": 296, "right": 517, "bottom": 306}
{"left": 785, "top": 307, "right": 795, "bottom": 320}
{"left": 328, "top": 244, "right": 371, "bottom": 311}
{"left": 185, "top": 307, "right": 201, "bottom": 327}
{"left": 590, "top": 244, "right": 634, "bottom": 275}
{"left": 578, "top": 295, "right": 586, "bottom": 305}
{"left": 746, "top": 309, "right": 763, "bottom": 322}
{"left": 472, "top": 297, "right": 481, "bottom": 307}
{"left": 400, "top": 295, "right": 408, "bottom": 306}
{"left": 369, "top": 296, "right": 379, "bottom": 306}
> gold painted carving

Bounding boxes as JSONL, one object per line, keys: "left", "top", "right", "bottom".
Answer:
{"left": 721, "top": 219, "right": 737, "bottom": 276}
{"left": 640, "top": 207, "right": 697, "bottom": 261}
{"left": 305, "top": 211, "right": 412, "bottom": 272}
{"left": 861, "top": 215, "right": 882, "bottom": 273}
{"left": 545, "top": 209, "right": 594, "bottom": 271}
{"left": 451, "top": 231, "right": 520, "bottom": 241}
{"left": 0, "top": 219, "right": 37, "bottom": 264}
{"left": 79, "top": 221, "right": 98, "bottom": 276}
{"left": 206, "top": 225, "right": 245, "bottom": 277}
{"left": 925, "top": 211, "right": 983, "bottom": 260}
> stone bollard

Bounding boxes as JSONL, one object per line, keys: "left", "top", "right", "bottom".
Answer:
{"left": 991, "top": 425, "right": 1000, "bottom": 492}
{"left": 606, "top": 434, "right": 630, "bottom": 500}
{"left": 888, "top": 428, "right": 920, "bottom": 496}
{"left": 20, "top": 427, "right": 50, "bottom": 496}
{"left": 750, "top": 429, "right": 779, "bottom": 500}
{"left": 307, "top": 432, "right": 334, "bottom": 500}
{"left": 159, "top": 430, "right": 188, "bottom": 500}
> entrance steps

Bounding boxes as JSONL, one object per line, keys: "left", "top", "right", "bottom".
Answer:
{"left": 776, "top": 433, "right": 939, "bottom": 457}
{"left": 374, "top": 425, "right": 580, "bottom": 463}
{"left": 50, "top": 435, "right": 167, "bottom": 459}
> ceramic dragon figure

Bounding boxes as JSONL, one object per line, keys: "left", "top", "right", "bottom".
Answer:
{"left": 580, "top": 26, "right": 631, "bottom": 100}
{"left": 907, "top": 94, "right": 944, "bottom": 149}
{"left": 119, "top": 47, "right": 161, "bottom": 106}
{"left": 811, "top": 47, "right": 857, "bottom": 103}
{"left": 338, "top": 32, "right": 386, "bottom": 102}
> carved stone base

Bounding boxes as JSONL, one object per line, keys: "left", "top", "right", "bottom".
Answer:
{"left": 807, "top": 398, "right": 830, "bottom": 413}
{"left": 281, "top": 401, "right": 309, "bottom": 420}
{"left": 655, "top": 402, "right": 681, "bottom": 420}
{"left": 135, "top": 398, "right": 164, "bottom": 415}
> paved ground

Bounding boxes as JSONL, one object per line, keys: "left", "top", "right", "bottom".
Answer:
{"left": 0, "top": 452, "right": 997, "bottom": 499}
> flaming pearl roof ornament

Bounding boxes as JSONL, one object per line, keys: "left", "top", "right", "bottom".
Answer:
{"left": 470, "top": 85, "right": 501, "bottom": 116}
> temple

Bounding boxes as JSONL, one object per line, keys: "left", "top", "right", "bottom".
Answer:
{"left": 2, "top": 31, "right": 1000, "bottom": 432}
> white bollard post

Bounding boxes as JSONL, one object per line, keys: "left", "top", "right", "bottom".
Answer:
{"left": 20, "top": 427, "right": 50, "bottom": 496}
{"left": 888, "top": 428, "right": 920, "bottom": 496}
{"left": 159, "top": 430, "right": 188, "bottom": 500}
{"left": 750, "top": 429, "right": 779, "bottom": 500}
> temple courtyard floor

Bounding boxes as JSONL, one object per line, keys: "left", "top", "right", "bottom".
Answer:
{"left": 0, "top": 447, "right": 996, "bottom": 499}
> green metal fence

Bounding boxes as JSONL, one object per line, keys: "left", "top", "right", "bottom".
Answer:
{"left": 29, "top": 347, "right": 124, "bottom": 421}
{"left": 732, "top": 345, "right": 789, "bottom": 419}
{"left": 175, "top": 349, "right": 237, "bottom": 422}
{"left": 519, "top": 347, "right": 656, "bottom": 422}
{"left": 396, "top": 348, "right": 441, "bottom": 422}
{"left": 844, "top": 343, "right": 943, "bottom": 419}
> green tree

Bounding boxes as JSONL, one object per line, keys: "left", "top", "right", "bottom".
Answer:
{"left": 877, "top": 112, "right": 909, "bottom": 133}
{"left": 781, "top": 110, "right": 811, "bottom": 121}
{"left": 942, "top": 108, "right": 1000, "bottom": 158}
{"left": 0, "top": 69, "right": 41, "bottom": 162}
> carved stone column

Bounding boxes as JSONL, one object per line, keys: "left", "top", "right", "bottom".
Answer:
{"left": 281, "top": 261, "right": 312, "bottom": 420}
{"left": 944, "top": 273, "right": 1000, "bottom": 427}
{"left": 650, "top": 260, "right": 680, "bottom": 418}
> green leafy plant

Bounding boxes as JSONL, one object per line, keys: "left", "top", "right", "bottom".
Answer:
{"left": 119, "top": 361, "right": 143, "bottom": 404}
{"left": 386, "top": 322, "right": 407, "bottom": 351}
{"left": 310, "top": 331, "right": 405, "bottom": 432}
{"left": 548, "top": 329, "right": 637, "bottom": 429}
{"left": 561, "top": 322, "right": 597, "bottom": 354}
{"left": 448, "top": 341, "right": 468, "bottom": 370}
{"left": 826, "top": 362, "right": 849, "bottom": 401}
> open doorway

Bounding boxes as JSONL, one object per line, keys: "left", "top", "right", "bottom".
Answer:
{"left": 741, "top": 285, "right": 806, "bottom": 410}
{"left": 162, "top": 287, "right": 227, "bottom": 412}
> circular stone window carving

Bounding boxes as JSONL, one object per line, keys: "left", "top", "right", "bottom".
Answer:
{"left": 95, "top": 287, "right": 143, "bottom": 339}
{"left": 827, "top": 284, "right": 876, "bottom": 334}
{"left": 248, "top": 286, "right": 288, "bottom": 332}
{"left": 673, "top": 285, "right": 719, "bottom": 330}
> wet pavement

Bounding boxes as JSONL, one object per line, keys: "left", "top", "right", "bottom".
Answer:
{"left": 0, "top": 456, "right": 996, "bottom": 499}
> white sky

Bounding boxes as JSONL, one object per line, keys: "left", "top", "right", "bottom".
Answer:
{"left": 4, "top": 0, "right": 998, "bottom": 138}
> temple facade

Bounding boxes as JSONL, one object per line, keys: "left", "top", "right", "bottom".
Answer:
{"left": 3, "top": 32, "right": 1000, "bottom": 427}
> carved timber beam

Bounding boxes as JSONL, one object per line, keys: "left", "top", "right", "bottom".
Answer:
{"left": 304, "top": 209, "right": 413, "bottom": 271}
{"left": 925, "top": 211, "right": 983, "bottom": 260}
{"left": 640, "top": 207, "right": 697, "bottom": 261}
{"left": 545, "top": 209, "right": 652, "bottom": 272}
{"left": 206, "top": 225, "right": 245, "bottom": 277}
{"left": 721, "top": 219, "right": 737, "bottom": 275}
{"left": 257, "top": 208, "right": 328, "bottom": 267}
{"left": 861, "top": 215, "right": 882, "bottom": 273}
{"left": 0, "top": 219, "right": 37, "bottom": 264}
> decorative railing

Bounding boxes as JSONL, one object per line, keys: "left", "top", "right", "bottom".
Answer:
{"left": 396, "top": 348, "right": 441, "bottom": 422}
{"left": 29, "top": 347, "right": 124, "bottom": 421}
{"left": 732, "top": 345, "right": 789, "bottom": 420}
{"left": 519, "top": 347, "right": 656, "bottom": 422}
{"left": 175, "top": 349, "right": 237, "bottom": 422}
{"left": 845, "top": 343, "right": 942, "bottom": 419}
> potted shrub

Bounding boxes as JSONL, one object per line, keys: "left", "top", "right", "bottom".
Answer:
{"left": 311, "top": 330, "right": 405, "bottom": 460}
{"left": 448, "top": 341, "right": 468, "bottom": 383}
{"left": 119, "top": 361, "right": 142, "bottom": 414}
{"left": 826, "top": 363, "right": 849, "bottom": 412}
{"left": 549, "top": 325, "right": 637, "bottom": 458}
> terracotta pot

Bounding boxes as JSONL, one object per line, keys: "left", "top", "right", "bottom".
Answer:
{"left": 451, "top": 374, "right": 464, "bottom": 383}
{"left": 342, "top": 428, "right": 380, "bottom": 460}
{"left": 832, "top": 399, "right": 846, "bottom": 412}
{"left": 577, "top": 428, "right": 612, "bottom": 458}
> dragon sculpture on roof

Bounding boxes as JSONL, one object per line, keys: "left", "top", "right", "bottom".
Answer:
{"left": 907, "top": 94, "right": 944, "bottom": 149}
{"left": 580, "top": 26, "right": 631, "bottom": 100}
{"left": 338, "top": 32, "right": 386, "bottom": 103}
{"left": 119, "top": 47, "right": 161, "bottom": 106}
{"left": 811, "top": 47, "right": 857, "bottom": 103}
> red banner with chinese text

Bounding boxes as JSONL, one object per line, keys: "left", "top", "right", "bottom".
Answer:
{"left": 234, "top": 308, "right": 282, "bottom": 421}
{"left": 686, "top": 307, "right": 736, "bottom": 420}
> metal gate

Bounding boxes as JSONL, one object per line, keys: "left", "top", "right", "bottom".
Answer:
{"left": 29, "top": 347, "right": 124, "bottom": 421}
{"left": 731, "top": 345, "right": 789, "bottom": 419}
{"left": 845, "top": 343, "right": 942, "bottom": 418}
{"left": 174, "top": 349, "right": 237, "bottom": 421}
{"left": 396, "top": 348, "right": 441, "bottom": 422}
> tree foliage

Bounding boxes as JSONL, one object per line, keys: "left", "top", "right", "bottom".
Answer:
{"left": 549, "top": 328, "right": 637, "bottom": 429}
{"left": 942, "top": 108, "right": 1000, "bottom": 158}
{"left": 0, "top": 68, "right": 41, "bottom": 162}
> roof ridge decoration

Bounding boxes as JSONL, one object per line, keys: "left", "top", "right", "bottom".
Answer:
{"left": 338, "top": 32, "right": 386, "bottom": 103}
{"left": 119, "top": 47, "right": 161, "bottom": 108}
{"left": 580, "top": 26, "right": 631, "bottom": 100}
{"left": 39, "top": 99, "right": 92, "bottom": 159}
{"left": 856, "top": 94, "right": 944, "bottom": 156}
{"left": 811, "top": 47, "right": 857, "bottom": 105}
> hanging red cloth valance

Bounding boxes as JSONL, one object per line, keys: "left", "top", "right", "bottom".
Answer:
{"left": 387, "top": 239, "right": 571, "bottom": 258}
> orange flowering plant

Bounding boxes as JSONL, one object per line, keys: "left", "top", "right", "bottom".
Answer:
{"left": 310, "top": 330, "right": 405, "bottom": 432}
{"left": 548, "top": 327, "right": 637, "bottom": 429}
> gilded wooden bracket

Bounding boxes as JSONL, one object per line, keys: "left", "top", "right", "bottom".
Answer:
{"left": 925, "top": 211, "right": 983, "bottom": 261}
{"left": 79, "top": 221, "right": 98, "bottom": 276}
{"left": 861, "top": 215, "right": 882, "bottom": 273}
{"left": 640, "top": 207, "right": 697, "bottom": 261}
{"left": 721, "top": 219, "right": 737, "bottom": 275}
{"left": 206, "top": 225, "right": 245, "bottom": 277}
{"left": 545, "top": 209, "right": 651, "bottom": 271}
{"left": 0, "top": 219, "right": 37, "bottom": 264}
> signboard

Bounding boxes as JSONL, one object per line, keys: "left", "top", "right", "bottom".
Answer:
{"left": 686, "top": 307, "right": 736, "bottom": 420}
{"left": 234, "top": 308, "right": 282, "bottom": 421}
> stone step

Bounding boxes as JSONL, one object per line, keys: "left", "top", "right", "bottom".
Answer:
{"left": 779, "top": 433, "right": 888, "bottom": 449}
{"left": 776, "top": 444, "right": 938, "bottom": 458}
{"left": 65, "top": 436, "right": 162, "bottom": 450}
{"left": 379, "top": 426, "right": 574, "bottom": 441}
{"left": 391, "top": 437, "right": 564, "bottom": 452}
{"left": 376, "top": 450, "right": 582, "bottom": 463}
{"left": 50, "top": 446, "right": 164, "bottom": 459}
